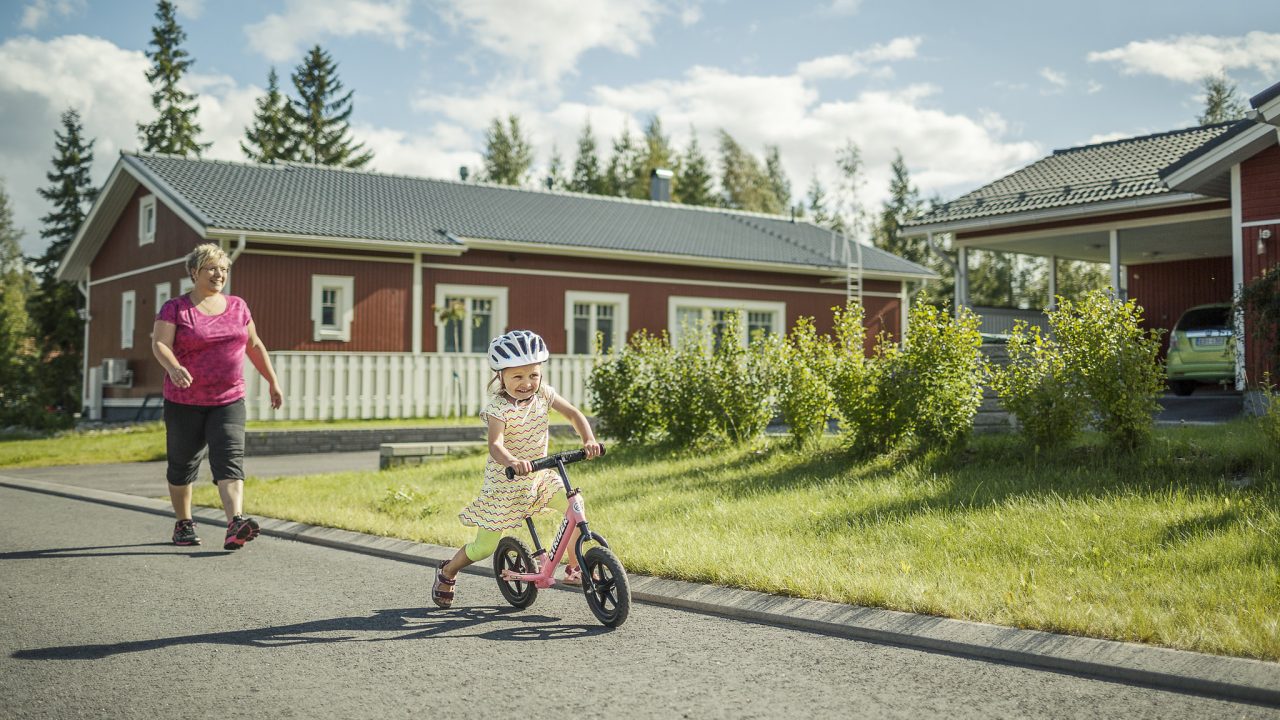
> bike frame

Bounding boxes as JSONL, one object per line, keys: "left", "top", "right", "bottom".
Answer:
{"left": 500, "top": 455, "right": 610, "bottom": 590}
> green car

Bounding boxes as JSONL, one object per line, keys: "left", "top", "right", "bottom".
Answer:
{"left": 1165, "top": 303, "right": 1235, "bottom": 396}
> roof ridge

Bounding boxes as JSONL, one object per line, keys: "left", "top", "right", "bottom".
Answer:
{"left": 125, "top": 150, "right": 805, "bottom": 225}
{"left": 1050, "top": 120, "right": 1244, "bottom": 156}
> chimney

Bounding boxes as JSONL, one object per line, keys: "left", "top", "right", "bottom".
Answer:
{"left": 649, "top": 168, "right": 673, "bottom": 202}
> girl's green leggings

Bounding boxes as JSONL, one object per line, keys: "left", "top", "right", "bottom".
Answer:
{"left": 464, "top": 492, "right": 568, "bottom": 562}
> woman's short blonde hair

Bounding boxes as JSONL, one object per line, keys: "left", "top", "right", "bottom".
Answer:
{"left": 185, "top": 243, "right": 230, "bottom": 279}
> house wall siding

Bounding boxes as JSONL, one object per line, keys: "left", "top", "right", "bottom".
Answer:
{"left": 1241, "top": 144, "right": 1280, "bottom": 222}
{"left": 92, "top": 186, "right": 204, "bottom": 280}
{"left": 91, "top": 265, "right": 195, "bottom": 400}
{"left": 1241, "top": 145, "right": 1280, "bottom": 382}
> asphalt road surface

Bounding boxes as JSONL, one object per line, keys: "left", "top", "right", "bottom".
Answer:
{"left": 2, "top": 485, "right": 1276, "bottom": 720}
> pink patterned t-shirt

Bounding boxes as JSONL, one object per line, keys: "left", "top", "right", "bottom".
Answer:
{"left": 157, "top": 294, "right": 252, "bottom": 406}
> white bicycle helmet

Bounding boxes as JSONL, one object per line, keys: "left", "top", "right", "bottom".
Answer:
{"left": 487, "top": 330, "right": 549, "bottom": 371}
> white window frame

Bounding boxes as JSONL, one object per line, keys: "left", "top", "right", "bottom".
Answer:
{"left": 565, "top": 290, "right": 629, "bottom": 355}
{"left": 310, "top": 275, "right": 354, "bottom": 342}
{"left": 434, "top": 283, "right": 509, "bottom": 354}
{"left": 120, "top": 290, "right": 136, "bottom": 349}
{"left": 667, "top": 296, "right": 785, "bottom": 348}
{"left": 155, "top": 281, "right": 171, "bottom": 312}
{"left": 138, "top": 195, "right": 156, "bottom": 246}
{"left": 179, "top": 276, "right": 193, "bottom": 294}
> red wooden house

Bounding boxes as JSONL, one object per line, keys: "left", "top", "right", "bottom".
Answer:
{"left": 903, "top": 78, "right": 1280, "bottom": 399}
{"left": 58, "top": 153, "right": 933, "bottom": 421}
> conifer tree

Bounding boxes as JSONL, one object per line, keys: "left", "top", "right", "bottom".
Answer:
{"left": 241, "top": 68, "right": 295, "bottom": 163}
{"left": 673, "top": 130, "right": 714, "bottom": 206}
{"left": 1198, "top": 72, "right": 1247, "bottom": 125}
{"left": 764, "top": 145, "right": 792, "bottom": 213}
{"left": 805, "top": 176, "right": 830, "bottom": 226}
{"left": 568, "top": 120, "right": 606, "bottom": 195}
{"left": 287, "top": 45, "right": 373, "bottom": 168}
{"left": 545, "top": 145, "right": 566, "bottom": 190}
{"left": 137, "top": 0, "right": 208, "bottom": 156}
{"left": 0, "top": 181, "right": 36, "bottom": 426}
{"left": 874, "top": 150, "right": 927, "bottom": 264}
{"left": 605, "top": 124, "right": 643, "bottom": 197}
{"left": 632, "top": 115, "right": 677, "bottom": 200}
{"left": 29, "top": 109, "right": 95, "bottom": 427}
{"left": 718, "top": 130, "right": 781, "bottom": 214}
{"left": 481, "top": 114, "right": 534, "bottom": 185}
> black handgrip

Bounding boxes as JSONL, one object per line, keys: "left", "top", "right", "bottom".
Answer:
{"left": 505, "top": 445, "right": 605, "bottom": 479}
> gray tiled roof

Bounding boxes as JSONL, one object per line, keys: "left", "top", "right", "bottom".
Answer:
{"left": 903, "top": 122, "right": 1243, "bottom": 228}
{"left": 125, "top": 153, "right": 931, "bottom": 278}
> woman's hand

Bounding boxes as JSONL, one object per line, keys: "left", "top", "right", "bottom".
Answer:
{"left": 583, "top": 441, "right": 603, "bottom": 459}
{"left": 268, "top": 383, "right": 284, "bottom": 410}
{"left": 167, "top": 365, "right": 193, "bottom": 388}
{"left": 508, "top": 459, "right": 533, "bottom": 477}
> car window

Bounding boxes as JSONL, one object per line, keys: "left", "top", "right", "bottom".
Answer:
{"left": 1176, "top": 306, "right": 1230, "bottom": 331}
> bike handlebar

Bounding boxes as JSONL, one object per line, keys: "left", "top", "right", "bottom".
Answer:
{"left": 505, "top": 445, "right": 605, "bottom": 479}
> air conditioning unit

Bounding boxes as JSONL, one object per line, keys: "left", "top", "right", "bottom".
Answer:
{"left": 102, "top": 358, "right": 131, "bottom": 386}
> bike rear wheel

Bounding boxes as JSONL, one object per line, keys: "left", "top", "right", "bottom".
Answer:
{"left": 582, "top": 546, "right": 630, "bottom": 627}
{"left": 494, "top": 536, "right": 539, "bottom": 608}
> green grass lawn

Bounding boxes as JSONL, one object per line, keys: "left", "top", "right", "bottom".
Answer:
{"left": 193, "top": 420, "right": 1280, "bottom": 660}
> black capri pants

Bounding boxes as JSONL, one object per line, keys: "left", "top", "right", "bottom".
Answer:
{"left": 164, "top": 399, "right": 246, "bottom": 486}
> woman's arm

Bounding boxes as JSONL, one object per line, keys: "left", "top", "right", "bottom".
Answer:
{"left": 150, "top": 320, "right": 192, "bottom": 388}
{"left": 245, "top": 320, "right": 283, "bottom": 409}
{"left": 488, "top": 415, "right": 532, "bottom": 475}
{"left": 550, "top": 394, "right": 602, "bottom": 458}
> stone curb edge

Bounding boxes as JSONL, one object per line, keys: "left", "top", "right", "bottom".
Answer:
{"left": 2, "top": 474, "right": 1276, "bottom": 707}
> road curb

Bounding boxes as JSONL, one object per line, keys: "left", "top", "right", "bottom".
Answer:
{"left": 3, "top": 474, "right": 1277, "bottom": 706}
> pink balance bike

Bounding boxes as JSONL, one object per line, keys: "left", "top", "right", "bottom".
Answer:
{"left": 494, "top": 447, "right": 631, "bottom": 628}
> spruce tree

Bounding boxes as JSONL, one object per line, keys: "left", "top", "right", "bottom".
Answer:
{"left": 764, "top": 145, "right": 792, "bottom": 213}
{"left": 1198, "top": 72, "right": 1247, "bottom": 125}
{"left": 545, "top": 145, "right": 566, "bottom": 190}
{"left": 604, "top": 124, "right": 643, "bottom": 197}
{"left": 29, "top": 109, "right": 95, "bottom": 427}
{"left": 287, "top": 45, "right": 373, "bottom": 168}
{"left": 805, "top": 176, "right": 831, "bottom": 226}
{"left": 481, "top": 114, "right": 534, "bottom": 185}
{"left": 568, "top": 120, "right": 606, "bottom": 195}
{"left": 673, "top": 130, "right": 714, "bottom": 206}
{"left": 718, "top": 130, "right": 781, "bottom": 214}
{"left": 874, "top": 150, "right": 927, "bottom": 264}
{"left": 136, "top": 0, "right": 208, "bottom": 156}
{"left": 633, "top": 115, "right": 677, "bottom": 200}
{"left": 0, "top": 181, "right": 36, "bottom": 427}
{"left": 241, "top": 68, "right": 295, "bottom": 163}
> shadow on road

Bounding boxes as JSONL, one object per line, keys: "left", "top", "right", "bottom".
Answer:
{"left": 0, "top": 543, "right": 226, "bottom": 560}
{"left": 12, "top": 606, "right": 612, "bottom": 660}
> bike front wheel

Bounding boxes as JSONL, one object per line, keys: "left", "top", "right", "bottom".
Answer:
{"left": 582, "top": 546, "right": 630, "bottom": 627}
{"left": 494, "top": 536, "right": 539, "bottom": 608}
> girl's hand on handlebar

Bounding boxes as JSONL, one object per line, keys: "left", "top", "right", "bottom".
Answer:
{"left": 583, "top": 442, "right": 603, "bottom": 459}
{"left": 508, "top": 459, "right": 533, "bottom": 477}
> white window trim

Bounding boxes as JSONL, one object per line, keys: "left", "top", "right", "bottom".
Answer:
{"left": 155, "top": 281, "right": 171, "bottom": 312}
{"left": 179, "top": 276, "right": 193, "bottom": 294}
{"left": 667, "top": 296, "right": 786, "bottom": 347}
{"left": 120, "top": 290, "right": 136, "bottom": 349}
{"left": 138, "top": 195, "right": 156, "bottom": 246}
{"left": 565, "top": 290, "right": 629, "bottom": 355}
{"left": 434, "top": 283, "right": 509, "bottom": 353}
{"left": 311, "top": 275, "right": 355, "bottom": 342}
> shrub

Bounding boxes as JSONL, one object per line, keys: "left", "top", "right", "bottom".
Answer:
{"left": 1052, "top": 290, "right": 1165, "bottom": 451}
{"left": 658, "top": 323, "right": 718, "bottom": 447}
{"left": 587, "top": 330, "right": 667, "bottom": 444}
{"left": 1257, "top": 373, "right": 1280, "bottom": 447}
{"left": 990, "top": 320, "right": 1088, "bottom": 451}
{"left": 776, "top": 316, "right": 836, "bottom": 448}
{"left": 707, "top": 312, "right": 778, "bottom": 444}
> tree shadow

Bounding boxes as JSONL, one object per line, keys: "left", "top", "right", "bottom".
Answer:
{"left": 12, "top": 606, "right": 612, "bottom": 661}
{"left": 0, "top": 543, "right": 226, "bottom": 560}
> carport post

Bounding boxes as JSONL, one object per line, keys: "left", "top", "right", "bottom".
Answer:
{"left": 1109, "top": 229, "right": 1123, "bottom": 299}
{"left": 1047, "top": 255, "right": 1058, "bottom": 310}
{"left": 1231, "top": 165, "right": 1246, "bottom": 391}
{"left": 957, "top": 245, "right": 969, "bottom": 311}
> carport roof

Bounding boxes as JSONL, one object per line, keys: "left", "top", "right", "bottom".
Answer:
{"left": 902, "top": 122, "right": 1244, "bottom": 234}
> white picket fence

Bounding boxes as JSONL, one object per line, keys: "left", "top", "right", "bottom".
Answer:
{"left": 242, "top": 352, "right": 597, "bottom": 421}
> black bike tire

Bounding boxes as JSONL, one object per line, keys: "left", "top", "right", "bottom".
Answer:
{"left": 582, "top": 546, "right": 631, "bottom": 627}
{"left": 493, "top": 536, "right": 539, "bottom": 608}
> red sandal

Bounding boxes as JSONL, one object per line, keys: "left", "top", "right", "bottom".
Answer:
{"left": 432, "top": 561, "right": 457, "bottom": 608}
{"left": 562, "top": 565, "right": 583, "bottom": 586}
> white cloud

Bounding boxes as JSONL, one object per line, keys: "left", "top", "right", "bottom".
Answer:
{"left": 19, "top": 0, "right": 85, "bottom": 30}
{"left": 1088, "top": 31, "right": 1280, "bottom": 82}
{"left": 797, "top": 36, "right": 921, "bottom": 80}
{"left": 680, "top": 2, "right": 702, "bottom": 27}
{"left": 1086, "top": 80, "right": 1103, "bottom": 94}
{"left": 172, "top": 0, "right": 205, "bottom": 18}
{"left": 245, "top": 0, "right": 415, "bottom": 63}
{"left": 826, "top": 0, "right": 862, "bottom": 15}
{"left": 1040, "top": 67, "right": 1067, "bottom": 88}
{"left": 1085, "top": 130, "right": 1140, "bottom": 145}
{"left": 440, "top": 0, "right": 665, "bottom": 87}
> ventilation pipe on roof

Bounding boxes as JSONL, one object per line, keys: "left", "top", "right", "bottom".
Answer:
{"left": 650, "top": 168, "right": 673, "bottom": 202}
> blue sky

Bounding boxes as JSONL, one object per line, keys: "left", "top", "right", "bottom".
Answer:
{"left": 2, "top": 0, "right": 1277, "bottom": 256}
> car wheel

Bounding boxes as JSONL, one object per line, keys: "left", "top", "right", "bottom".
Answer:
{"left": 1171, "top": 380, "right": 1196, "bottom": 396}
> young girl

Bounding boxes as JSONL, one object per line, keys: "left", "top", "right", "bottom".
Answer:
{"left": 432, "top": 330, "right": 602, "bottom": 608}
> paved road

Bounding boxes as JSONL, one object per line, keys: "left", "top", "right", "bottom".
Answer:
{"left": 1156, "top": 388, "right": 1244, "bottom": 424}
{"left": 2, "top": 486, "right": 1276, "bottom": 719}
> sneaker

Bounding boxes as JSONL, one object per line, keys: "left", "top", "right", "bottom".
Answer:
{"left": 223, "top": 515, "right": 260, "bottom": 551}
{"left": 172, "top": 519, "right": 201, "bottom": 546}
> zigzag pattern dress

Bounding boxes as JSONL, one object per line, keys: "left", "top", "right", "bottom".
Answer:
{"left": 458, "top": 384, "right": 561, "bottom": 532}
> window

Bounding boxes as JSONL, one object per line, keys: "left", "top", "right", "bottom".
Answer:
{"left": 565, "top": 291, "right": 628, "bottom": 355}
{"left": 435, "top": 284, "right": 508, "bottom": 353}
{"left": 667, "top": 296, "right": 785, "bottom": 348}
{"left": 138, "top": 195, "right": 156, "bottom": 246}
{"left": 310, "top": 275, "right": 354, "bottom": 342}
{"left": 179, "top": 277, "right": 193, "bottom": 294}
{"left": 121, "top": 291, "right": 136, "bottom": 349}
{"left": 155, "top": 281, "right": 171, "bottom": 311}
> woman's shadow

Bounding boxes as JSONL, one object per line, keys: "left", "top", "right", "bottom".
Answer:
{"left": 12, "top": 606, "right": 613, "bottom": 660}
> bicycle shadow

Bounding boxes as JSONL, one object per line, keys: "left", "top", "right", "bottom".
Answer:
{"left": 0, "top": 543, "right": 226, "bottom": 560}
{"left": 12, "top": 606, "right": 612, "bottom": 660}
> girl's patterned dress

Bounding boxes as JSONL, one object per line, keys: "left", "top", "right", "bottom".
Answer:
{"left": 458, "top": 384, "right": 561, "bottom": 531}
